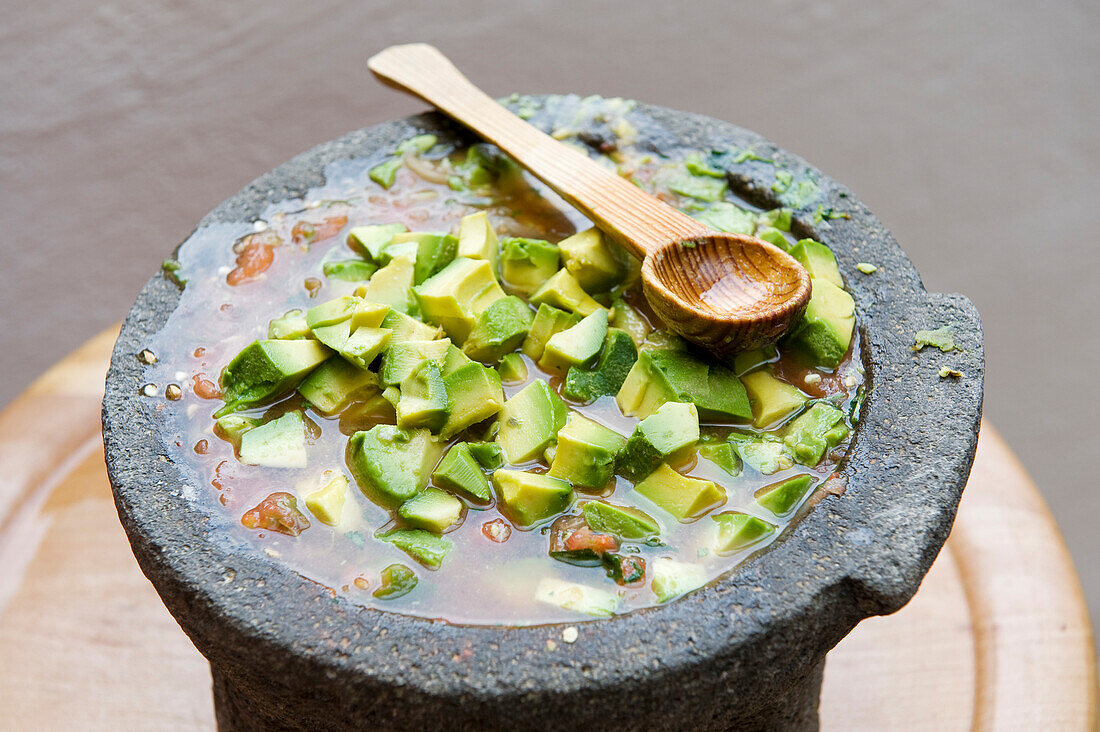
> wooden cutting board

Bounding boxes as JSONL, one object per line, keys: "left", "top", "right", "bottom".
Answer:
{"left": 0, "top": 327, "right": 1095, "bottom": 730}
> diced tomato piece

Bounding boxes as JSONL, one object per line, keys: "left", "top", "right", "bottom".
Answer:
{"left": 226, "top": 240, "right": 275, "bottom": 285}
{"left": 241, "top": 492, "right": 310, "bottom": 536}
{"left": 292, "top": 215, "right": 347, "bottom": 246}
{"left": 564, "top": 526, "right": 619, "bottom": 555}
{"left": 482, "top": 519, "right": 512, "bottom": 543}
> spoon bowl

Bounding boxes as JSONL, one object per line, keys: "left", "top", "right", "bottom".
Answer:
{"left": 368, "top": 43, "right": 811, "bottom": 355}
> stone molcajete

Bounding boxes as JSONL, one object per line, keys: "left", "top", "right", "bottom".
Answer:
{"left": 103, "top": 96, "right": 984, "bottom": 731}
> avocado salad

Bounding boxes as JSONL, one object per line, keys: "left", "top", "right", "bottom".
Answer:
{"left": 141, "top": 96, "right": 863, "bottom": 624}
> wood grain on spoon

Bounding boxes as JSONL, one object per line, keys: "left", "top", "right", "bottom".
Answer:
{"left": 367, "top": 43, "right": 811, "bottom": 356}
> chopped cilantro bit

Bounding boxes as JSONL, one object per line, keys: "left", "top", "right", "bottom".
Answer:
{"left": 369, "top": 158, "right": 402, "bottom": 189}
{"left": 813, "top": 204, "right": 851, "bottom": 223}
{"left": 161, "top": 258, "right": 187, "bottom": 286}
{"left": 396, "top": 134, "right": 437, "bottom": 155}
{"left": 939, "top": 368, "right": 964, "bottom": 379}
{"left": 691, "top": 201, "right": 756, "bottom": 234}
{"left": 772, "top": 170, "right": 793, "bottom": 193}
{"left": 856, "top": 263, "right": 877, "bottom": 274}
{"left": 912, "top": 326, "right": 958, "bottom": 352}
{"left": 684, "top": 152, "right": 726, "bottom": 178}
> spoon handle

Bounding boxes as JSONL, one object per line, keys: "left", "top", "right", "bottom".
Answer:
{"left": 368, "top": 44, "right": 709, "bottom": 259}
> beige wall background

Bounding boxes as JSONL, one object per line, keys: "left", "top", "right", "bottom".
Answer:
{"left": 3, "top": 1, "right": 1098, "bottom": 638}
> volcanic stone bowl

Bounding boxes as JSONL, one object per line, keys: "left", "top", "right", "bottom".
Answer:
{"left": 103, "top": 95, "right": 983, "bottom": 731}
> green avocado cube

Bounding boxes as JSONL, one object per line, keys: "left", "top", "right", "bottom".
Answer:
{"left": 396, "top": 362, "right": 449, "bottom": 432}
{"left": 463, "top": 296, "right": 534, "bottom": 362}
{"left": 712, "top": 512, "right": 776, "bottom": 555}
{"left": 356, "top": 254, "right": 416, "bottom": 314}
{"left": 297, "top": 357, "right": 379, "bottom": 415}
{"left": 380, "top": 309, "right": 442, "bottom": 345}
{"left": 741, "top": 369, "right": 807, "bottom": 428}
{"left": 557, "top": 227, "right": 625, "bottom": 293}
{"left": 756, "top": 227, "right": 790, "bottom": 250}
{"left": 781, "top": 402, "right": 847, "bottom": 466}
{"left": 347, "top": 223, "right": 408, "bottom": 262}
{"left": 378, "top": 529, "right": 453, "bottom": 569}
{"left": 633, "top": 464, "right": 725, "bottom": 520}
{"left": 380, "top": 339, "right": 451, "bottom": 387}
{"left": 755, "top": 474, "right": 816, "bottom": 517}
{"left": 304, "top": 473, "right": 348, "bottom": 526}
{"left": 397, "top": 486, "right": 464, "bottom": 533}
{"left": 651, "top": 558, "right": 708, "bottom": 603}
{"left": 496, "top": 352, "right": 528, "bottom": 383}
{"left": 616, "top": 350, "right": 750, "bottom": 422}
{"left": 346, "top": 425, "right": 443, "bottom": 508}
{"left": 441, "top": 343, "right": 472, "bottom": 376}
{"left": 540, "top": 308, "right": 609, "bottom": 373}
{"left": 732, "top": 345, "right": 779, "bottom": 377}
{"left": 466, "top": 441, "right": 504, "bottom": 470}
{"left": 582, "top": 501, "right": 659, "bottom": 539}
{"left": 548, "top": 412, "right": 627, "bottom": 490}
{"left": 432, "top": 443, "right": 493, "bottom": 504}
{"left": 491, "top": 469, "right": 574, "bottom": 526}
{"left": 500, "top": 237, "right": 560, "bottom": 294}
{"left": 785, "top": 278, "right": 855, "bottom": 368}
{"left": 457, "top": 211, "right": 499, "bottom": 269}
{"left": 390, "top": 232, "right": 457, "bottom": 285}
{"left": 214, "top": 413, "right": 260, "bottom": 447}
{"left": 529, "top": 269, "right": 605, "bottom": 316}
{"left": 323, "top": 259, "right": 377, "bottom": 282}
{"left": 373, "top": 563, "right": 418, "bottom": 599}
{"left": 561, "top": 328, "right": 639, "bottom": 403}
{"left": 609, "top": 297, "right": 652, "bottom": 347}
{"left": 413, "top": 257, "right": 506, "bottom": 343}
{"left": 617, "top": 402, "right": 700, "bottom": 481}
{"left": 535, "top": 577, "right": 620, "bottom": 617}
{"left": 239, "top": 411, "right": 307, "bottom": 468}
{"left": 438, "top": 362, "right": 505, "bottom": 440}
{"left": 729, "top": 433, "right": 794, "bottom": 475}
{"left": 267, "top": 309, "right": 312, "bottom": 340}
{"left": 697, "top": 442, "right": 742, "bottom": 477}
{"left": 218, "top": 339, "right": 331, "bottom": 414}
{"left": 521, "top": 304, "right": 581, "bottom": 360}
{"left": 495, "top": 380, "right": 567, "bottom": 464}
{"left": 789, "top": 239, "right": 842, "bottom": 287}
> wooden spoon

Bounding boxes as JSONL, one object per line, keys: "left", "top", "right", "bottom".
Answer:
{"left": 368, "top": 43, "right": 811, "bottom": 356}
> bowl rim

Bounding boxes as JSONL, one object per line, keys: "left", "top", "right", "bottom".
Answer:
{"left": 103, "top": 94, "right": 984, "bottom": 701}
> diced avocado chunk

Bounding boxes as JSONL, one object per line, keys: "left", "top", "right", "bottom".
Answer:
{"left": 495, "top": 380, "right": 567, "bottom": 464}
{"left": 755, "top": 474, "right": 816, "bottom": 517}
{"left": 380, "top": 309, "right": 442, "bottom": 345}
{"left": 529, "top": 269, "right": 605, "bottom": 316}
{"left": 557, "top": 227, "right": 625, "bottom": 293}
{"left": 730, "top": 433, "right": 794, "bottom": 475}
{"left": 535, "top": 577, "right": 620, "bottom": 617}
{"left": 617, "top": 402, "right": 700, "bottom": 481}
{"left": 496, "top": 352, "right": 528, "bottom": 383}
{"left": 548, "top": 412, "right": 627, "bottom": 490}
{"left": 215, "top": 413, "right": 260, "bottom": 447}
{"left": 756, "top": 227, "right": 790, "bottom": 250}
{"left": 522, "top": 304, "right": 581, "bottom": 360}
{"left": 312, "top": 322, "right": 392, "bottom": 370}
{"left": 306, "top": 295, "right": 384, "bottom": 330}
{"left": 500, "top": 237, "right": 560, "bottom": 294}
{"left": 323, "top": 259, "right": 377, "bottom": 282}
{"left": 397, "top": 486, "right": 464, "bottom": 533}
{"left": 610, "top": 297, "right": 652, "bottom": 346}
{"left": 380, "top": 339, "right": 451, "bottom": 387}
{"left": 218, "top": 340, "right": 331, "bottom": 415}
{"left": 357, "top": 254, "right": 416, "bottom": 314}
{"left": 267, "top": 309, "right": 311, "bottom": 340}
{"left": 381, "top": 385, "right": 401, "bottom": 408}
{"left": 439, "top": 362, "right": 505, "bottom": 439}
{"left": 396, "top": 362, "right": 449, "bottom": 432}
{"left": 298, "top": 357, "right": 378, "bottom": 416}
{"left": 441, "top": 343, "right": 472, "bottom": 376}
{"left": 781, "top": 403, "right": 848, "bottom": 466}
{"left": 463, "top": 296, "right": 534, "bottom": 362}
{"left": 239, "top": 411, "right": 308, "bottom": 468}
{"left": 413, "top": 257, "right": 506, "bottom": 343}
{"left": 378, "top": 528, "right": 453, "bottom": 569}
{"left": 786, "top": 278, "right": 855, "bottom": 368}
{"left": 732, "top": 345, "right": 778, "bottom": 377}
{"left": 615, "top": 349, "right": 751, "bottom": 422}
{"left": 712, "top": 512, "right": 776, "bottom": 555}
{"left": 697, "top": 442, "right": 742, "bottom": 477}
{"left": 347, "top": 223, "right": 408, "bottom": 262}
{"left": 741, "top": 369, "right": 807, "bottom": 428}
{"left": 432, "top": 443, "right": 493, "bottom": 504}
{"left": 391, "top": 232, "right": 457, "bottom": 285}
{"left": 789, "top": 239, "right": 842, "bottom": 287}
{"left": 467, "top": 441, "right": 504, "bottom": 470}
{"left": 373, "top": 563, "right": 418, "bottom": 599}
{"left": 492, "top": 469, "right": 573, "bottom": 526}
{"left": 369, "top": 157, "right": 402, "bottom": 189}
{"left": 582, "top": 501, "right": 659, "bottom": 539}
{"left": 633, "top": 464, "right": 725, "bottom": 520}
{"left": 396, "top": 133, "right": 437, "bottom": 154}
{"left": 561, "top": 328, "right": 638, "bottom": 403}
{"left": 540, "top": 308, "right": 608, "bottom": 373}
{"left": 651, "top": 557, "right": 707, "bottom": 603}
{"left": 457, "top": 211, "right": 499, "bottom": 269}
{"left": 305, "top": 473, "right": 349, "bottom": 526}
{"left": 346, "top": 425, "right": 443, "bottom": 508}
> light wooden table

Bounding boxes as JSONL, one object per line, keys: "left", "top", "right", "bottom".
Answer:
{"left": 0, "top": 328, "right": 1095, "bottom": 730}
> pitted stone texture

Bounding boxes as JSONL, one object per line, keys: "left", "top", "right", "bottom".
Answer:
{"left": 103, "top": 96, "right": 983, "bottom": 731}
